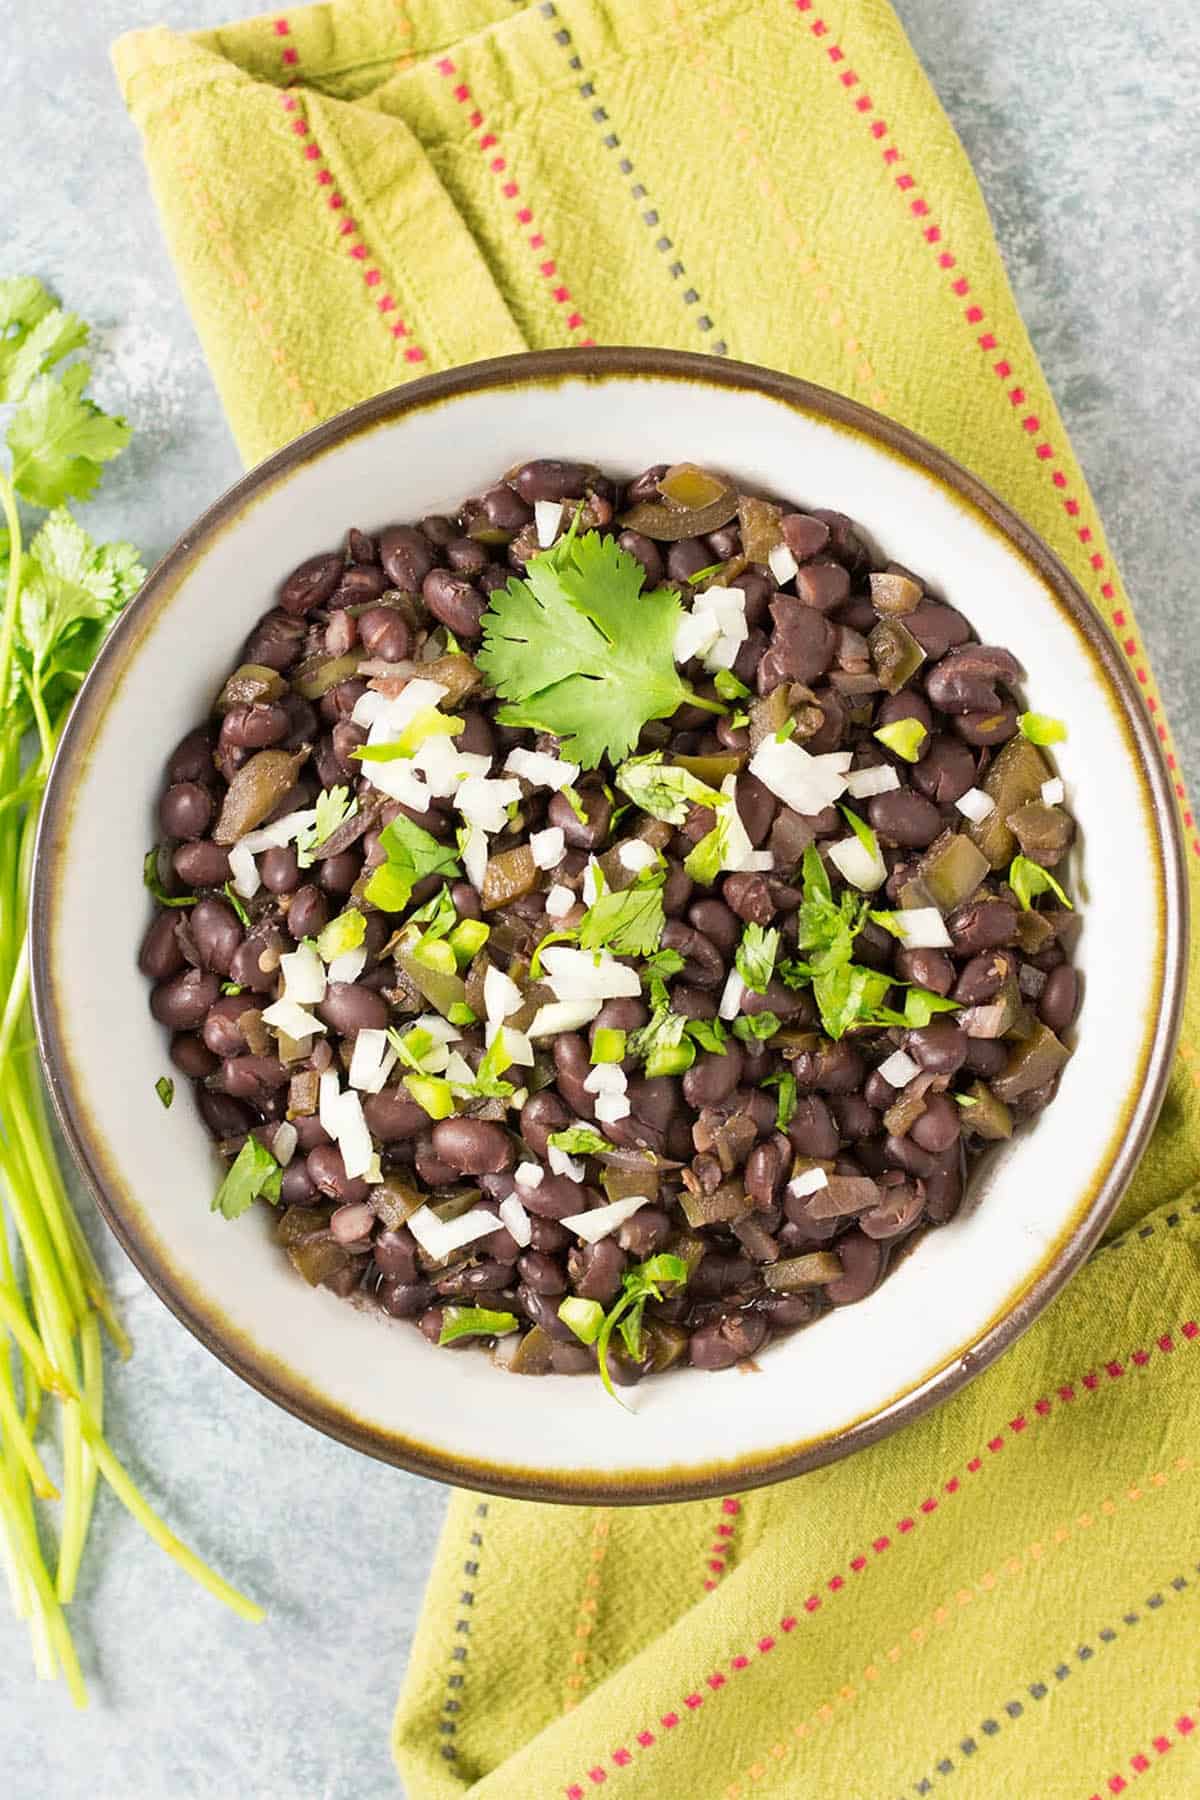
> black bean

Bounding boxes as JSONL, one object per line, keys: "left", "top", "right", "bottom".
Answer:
{"left": 867, "top": 788, "right": 942, "bottom": 848}
{"left": 522, "top": 1174, "right": 589, "bottom": 1221}
{"left": 618, "top": 530, "right": 664, "bottom": 587}
{"left": 874, "top": 692, "right": 933, "bottom": 760}
{"left": 380, "top": 525, "right": 437, "bottom": 593}
{"left": 381, "top": 1279, "right": 436, "bottom": 1320}
{"left": 745, "top": 1136, "right": 789, "bottom": 1206}
{"left": 218, "top": 1055, "right": 288, "bottom": 1102}
{"left": 909, "top": 1093, "right": 960, "bottom": 1153}
{"left": 667, "top": 537, "right": 714, "bottom": 585}
{"left": 198, "top": 1091, "right": 253, "bottom": 1139}
{"left": 617, "top": 1206, "right": 672, "bottom": 1257}
{"left": 832, "top": 1094, "right": 877, "bottom": 1140}
{"left": 220, "top": 703, "right": 290, "bottom": 753}
{"left": 780, "top": 513, "right": 832, "bottom": 562}
{"left": 517, "top": 1250, "right": 567, "bottom": 1295}
{"left": 568, "top": 1238, "right": 627, "bottom": 1304}
{"left": 430, "top": 1118, "right": 514, "bottom": 1176}
{"left": 883, "top": 1133, "right": 935, "bottom": 1179}
{"left": 280, "top": 1162, "right": 318, "bottom": 1207}
{"left": 911, "top": 734, "right": 976, "bottom": 804}
{"left": 895, "top": 947, "right": 954, "bottom": 995}
{"left": 336, "top": 562, "right": 389, "bottom": 604}
{"left": 159, "top": 782, "right": 213, "bottom": 840}
{"left": 445, "top": 536, "right": 490, "bottom": 577}
{"left": 1038, "top": 965, "right": 1079, "bottom": 1033}
{"left": 903, "top": 601, "right": 971, "bottom": 659}
{"left": 151, "top": 968, "right": 220, "bottom": 1030}
{"left": 682, "top": 1047, "right": 742, "bottom": 1108}
{"left": 519, "top": 1090, "right": 572, "bottom": 1158}
{"left": 229, "top": 928, "right": 284, "bottom": 993}
{"left": 661, "top": 862, "right": 694, "bottom": 917}
{"left": 761, "top": 596, "right": 837, "bottom": 686}
{"left": 318, "top": 849, "right": 361, "bottom": 896}
{"left": 359, "top": 608, "right": 412, "bottom": 662}
{"left": 948, "top": 901, "right": 1018, "bottom": 955}
{"left": 279, "top": 551, "right": 343, "bottom": 615}
{"left": 826, "top": 1231, "right": 883, "bottom": 1305}
{"left": 723, "top": 871, "right": 775, "bottom": 925}
{"left": 687, "top": 1323, "right": 739, "bottom": 1370}
{"left": 794, "top": 560, "right": 850, "bottom": 613}
{"left": 173, "top": 840, "right": 231, "bottom": 888}
{"left": 513, "top": 460, "right": 590, "bottom": 503}
{"left": 170, "top": 1032, "right": 217, "bottom": 1079}
{"left": 373, "top": 1229, "right": 419, "bottom": 1281}
{"left": 255, "top": 845, "right": 298, "bottom": 894}
{"left": 287, "top": 884, "right": 328, "bottom": 942}
{"left": 243, "top": 609, "right": 306, "bottom": 671}
{"left": 140, "top": 910, "right": 186, "bottom": 980}
{"left": 952, "top": 700, "right": 1018, "bottom": 747}
{"left": 787, "top": 1095, "right": 839, "bottom": 1160}
{"left": 188, "top": 898, "right": 243, "bottom": 976}
{"left": 306, "top": 1144, "right": 370, "bottom": 1204}
{"left": 202, "top": 995, "right": 252, "bottom": 1058}
{"left": 168, "top": 727, "right": 215, "bottom": 784}
{"left": 962, "top": 1038, "right": 1007, "bottom": 1078}
{"left": 905, "top": 1020, "right": 967, "bottom": 1075}
{"left": 687, "top": 897, "right": 740, "bottom": 954}
{"left": 547, "top": 783, "right": 611, "bottom": 849}
{"left": 317, "top": 981, "right": 388, "bottom": 1037}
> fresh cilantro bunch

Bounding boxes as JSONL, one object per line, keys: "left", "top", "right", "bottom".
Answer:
{"left": 476, "top": 520, "right": 723, "bottom": 767}
{"left": 0, "top": 278, "right": 261, "bottom": 1703}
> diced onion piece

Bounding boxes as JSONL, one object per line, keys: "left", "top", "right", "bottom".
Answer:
{"left": 955, "top": 787, "right": 996, "bottom": 824}
{"left": 560, "top": 1195, "right": 650, "bottom": 1243}
{"left": 239, "top": 808, "right": 317, "bottom": 854}
{"left": 350, "top": 688, "right": 390, "bottom": 729}
{"left": 462, "top": 822, "right": 488, "bottom": 892}
{"left": 582, "top": 858, "right": 602, "bottom": 907}
{"left": 498, "top": 1194, "right": 533, "bottom": 1247}
{"left": 767, "top": 542, "right": 799, "bottom": 585}
{"left": 530, "top": 826, "right": 566, "bottom": 870}
{"left": 443, "top": 1050, "right": 477, "bottom": 1087}
{"left": 889, "top": 907, "right": 953, "bottom": 949}
{"left": 718, "top": 967, "right": 745, "bottom": 1020}
{"left": 456, "top": 776, "right": 522, "bottom": 833}
{"left": 261, "top": 998, "right": 325, "bottom": 1040}
{"left": 594, "top": 1091, "right": 632, "bottom": 1123}
{"left": 878, "top": 1048, "right": 921, "bottom": 1088}
{"left": 514, "top": 1161, "right": 544, "bottom": 1190}
{"left": 1041, "top": 777, "right": 1065, "bottom": 805}
{"left": 539, "top": 947, "right": 642, "bottom": 1001}
{"left": 845, "top": 763, "right": 900, "bottom": 799}
{"left": 334, "top": 1089, "right": 374, "bottom": 1180}
{"left": 349, "top": 1027, "right": 391, "bottom": 1093}
{"left": 749, "top": 737, "right": 851, "bottom": 816}
{"left": 500, "top": 1026, "right": 535, "bottom": 1068}
{"left": 534, "top": 498, "right": 565, "bottom": 547}
{"left": 618, "top": 838, "right": 658, "bottom": 872}
{"left": 738, "top": 850, "right": 775, "bottom": 872}
{"left": 360, "top": 677, "right": 449, "bottom": 737}
{"left": 362, "top": 757, "right": 429, "bottom": 809}
{"left": 272, "top": 1121, "right": 298, "bottom": 1168}
{"left": 328, "top": 945, "right": 368, "bottom": 986}
{"left": 318, "top": 1070, "right": 343, "bottom": 1138}
{"left": 545, "top": 883, "right": 575, "bottom": 920}
{"left": 484, "top": 964, "right": 522, "bottom": 1023}
{"left": 787, "top": 1166, "right": 829, "bottom": 1199}
{"left": 406, "top": 1205, "right": 504, "bottom": 1261}
{"left": 503, "top": 748, "right": 580, "bottom": 790}
{"left": 548, "top": 1144, "right": 587, "bottom": 1181}
{"left": 416, "top": 1013, "right": 462, "bottom": 1044}
{"left": 828, "top": 834, "right": 887, "bottom": 893}
{"left": 528, "top": 999, "right": 604, "bottom": 1038}
{"left": 583, "top": 1062, "right": 627, "bottom": 1096}
{"left": 227, "top": 840, "right": 261, "bottom": 899}
{"left": 280, "top": 941, "right": 326, "bottom": 1006}
{"left": 674, "top": 607, "right": 721, "bottom": 665}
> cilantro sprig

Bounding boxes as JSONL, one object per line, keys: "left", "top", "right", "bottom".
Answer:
{"left": 596, "top": 1253, "right": 689, "bottom": 1402}
{"left": 212, "top": 1137, "right": 283, "bottom": 1221}
{"left": 363, "top": 812, "right": 461, "bottom": 912}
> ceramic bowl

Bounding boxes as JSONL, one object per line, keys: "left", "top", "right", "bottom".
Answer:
{"left": 31, "top": 349, "right": 1187, "bottom": 1503}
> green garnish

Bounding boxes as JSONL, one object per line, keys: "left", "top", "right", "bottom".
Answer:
{"left": 388, "top": 1024, "right": 437, "bottom": 1072}
{"left": 407, "top": 885, "right": 459, "bottom": 937}
{"left": 642, "top": 947, "right": 686, "bottom": 983}
{"left": 143, "top": 847, "right": 195, "bottom": 907}
{"left": 596, "top": 1253, "right": 689, "bottom": 1403}
{"left": 447, "top": 1002, "right": 478, "bottom": 1027}
{"left": 437, "top": 1306, "right": 518, "bottom": 1346}
{"left": 955, "top": 1093, "right": 979, "bottom": 1108}
{"left": 530, "top": 928, "right": 582, "bottom": 978}
{"left": 154, "top": 1076, "right": 174, "bottom": 1109}
{"left": 714, "top": 667, "right": 750, "bottom": 701}
{"left": 613, "top": 752, "right": 722, "bottom": 825}
{"left": 403, "top": 1074, "right": 456, "bottom": 1119}
{"left": 686, "top": 1016, "right": 728, "bottom": 1055}
{"left": 685, "top": 559, "right": 727, "bottom": 586}
{"left": 364, "top": 813, "right": 461, "bottom": 912}
{"left": 733, "top": 1011, "right": 781, "bottom": 1042}
{"left": 212, "top": 1136, "right": 282, "bottom": 1221}
{"left": 734, "top": 923, "right": 779, "bottom": 995}
{"left": 447, "top": 917, "right": 490, "bottom": 964}
{"left": 467, "top": 1033, "right": 516, "bottom": 1100}
{"left": 645, "top": 1037, "right": 696, "bottom": 1077}
{"left": 682, "top": 776, "right": 741, "bottom": 886}
{"left": 1009, "top": 854, "right": 1073, "bottom": 912}
{"left": 578, "top": 876, "right": 666, "bottom": 957}
{"left": 560, "top": 783, "right": 589, "bottom": 825}
{"left": 903, "top": 989, "right": 960, "bottom": 1028}
{"left": 295, "top": 785, "right": 356, "bottom": 869}
{"left": 476, "top": 526, "right": 708, "bottom": 767}
{"left": 840, "top": 805, "right": 883, "bottom": 865}
{"left": 558, "top": 1296, "right": 605, "bottom": 1344}
{"left": 590, "top": 1028, "right": 627, "bottom": 1065}
{"left": 1018, "top": 711, "right": 1067, "bottom": 747}
{"left": 730, "top": 710, "right": 750, "bottom": 730}
{"left": 763, "top": 1069, "right": 798, "bottom": 1130}
{"left": 222, "top": 883, "right": 251, "bottom": 928}
{"left": 775, "top": 716, "right": 797, "bottom": 743}
{"left": 874, "top": 717, "right": 928, "bottom": 762}
{"left": 353, "top": 707, "right": 463, "bottom": 762}
{"left": 547, "top": 1126, "right": 609, "bottom": 1157}
{"left": 628, "top": 999, "right": 688, "bottom": 1069}
{"left": 777, "top": 847, "right": 901, "bottom": 1038}
{"left": 220, "top": 982, "right": 244, "bottom": 996}
{"left": 316, "top": 907, "right": 367, "bottom": 964}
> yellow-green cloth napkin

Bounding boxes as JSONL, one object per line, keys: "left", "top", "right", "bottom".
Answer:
{"left": 114, "top": 2, "right": 1200, "bottom": 1794}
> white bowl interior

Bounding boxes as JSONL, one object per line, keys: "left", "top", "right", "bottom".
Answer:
{"left": 44, "top": 370, "right": 1167, "bottom": 1490}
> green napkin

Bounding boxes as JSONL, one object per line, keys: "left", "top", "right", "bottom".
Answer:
{"left": 113, "top": 2, "right": 1200, "bottom": 1793}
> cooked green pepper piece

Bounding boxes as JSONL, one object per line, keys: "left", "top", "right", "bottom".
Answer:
{"left": 958, "top": 1080, "right": 1013, "bottom": 1140}
{"left": 1006, "top": 801, "right": 1074, "bottom": 868}
{"left": 990, "top": 1022, "right": 1071, "bottom": 1101}
{"left": 868, "top": 617, "right": 927, "bottom": 694}
{"left": 868, "top": 571, "right": 923, "bottom": 616}
{"left": 618, "top": 464, "right": 740, "bottom": 541}
{"left": 430, "top": 1188, "right": 484, "bottom": 1223}
{"left": 287, "top": 1237, "right": 351, "bottom": 1288}
{"left": 737, "top": 494, "right": 784, "bottom": 564}
{"left": 403, "top": 1074, "right": 456, "bottom": 1119}
{"left": 1013, "top": 908, "right": 1057, "bottom": 955}
{"left": 747, "top": 684, "right": 793, "bottom": 751}
{"left": 447, "top": 918, "right": 490, "bottom": 964}
{"left": 642, "top": 1321, "right": 689, "bottom": 1373}
{"left": 420, "top": 653, "right": 483, "bottom": 706}
{"left": 645, "top": 1038, "right": 696, "bottom": 1078}
{"left": 276, "top": 1204, "right": 330, "bottom": 1249}
{"left": 602, "top": 1164, "right": 661, "bottom": 1204}
{"left": 898, "top": 830, "right": 990, "bottom": 914}
{"left": 213, "top": 748, "right": 308, "bottom": 844}
{"left": 666, "top": 1231, "right": 707, "bottom": 1285}
{"left": 968, "top": 736, "right": 1051, "bottom": 868}
{"left": 764, "top": 1252, "right": 842, "bottom": 1291}
{"left": 291, "top": 651, "right": 363, "bottom": 700}
{"left": 508, "top": 1324, "right": 555, "bottom": 1374}
{"left": 672, "top": 752, "right": 747, "bottom": 785}
{"left": 397, "top": 934, "right": 467, "bottom": 1018}
{"left": 482, "top": 844, "right": 539, "bottom": 912}
{"left": 773, "top": 1028, "right": 823, "bottom": 1057}
{"left": 370, "top": 1175, "right": 426, "bottom": 1231}
{"left": 591, "top": 1027, "right": 627, "bottom": 1065}
{"left": 679, "top": 1180, "right": 750, "bottom": 1228}
{"left": 215, "top": 662, "right": 288, "bottom": 713}
{"left": 659, "top": 462, "right": 731, "bottom": 509}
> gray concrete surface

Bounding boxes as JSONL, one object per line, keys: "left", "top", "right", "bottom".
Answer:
{"left": 1, "top": 2, "right": 1197, "bottom": 1795}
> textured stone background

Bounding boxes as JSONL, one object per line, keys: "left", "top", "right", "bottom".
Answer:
{"left": 1, "top": 2, "right": 1196, "bottom": 1795}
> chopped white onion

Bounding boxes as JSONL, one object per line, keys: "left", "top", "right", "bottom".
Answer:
{"left": 355, "top": 677, "right": 448, "bottom": 735}
{"left": 406, "top": 1205, "right": 504, "bottom": 1261}
{"left": 594, "top": 1091, "right": 632, "bottom": 1123}
{"left": 334, "top": 1089, "right": 374, "bottom": 1180}
{"left": 318, "top": 1070, "right": 343, "bottom": 1138}
{"left": 499, "top": 1026, "right": 534, "bottom": 1068}
{"left": 272, "top": 1121, "right": 298, "bottom": 1168}
{"left": 545, "top": 883, "right": 575, "bottom": 920}
{"left": 442, "top": 1050, "right": 477, "bottom": 1087}
{"left": 361, "top": 757, "right": 429, "bottom": 809}
{"left": 456, "top": 776, "right": 522, "bottom": 834}
{"left": 528, "top": 999, "right": 604, "bottom": 1038}
{"left": 328, "top": 945, "right": 368, "bottom": 986}
{"left": 280, "top": 942, "right": 326, "bottom": 1006}
{"left": 674, "top": 608, "right": 721, "bottom": 665}
{"left": 583, "top": 1062, "right": 627, "bottom": 1096}
{"left": 828, "top": 834, "right": 887, "bottom": 892}
{"left": 238, "top": 808, "right": 317, "bottom": 854}
{"left": 261, "top": 998, "right": 325, "bottom": 1040}
{"left": 561, "top": 1195, "right": 649, "bottom": 1243}
{"left": 618, "top": 838, "right": 658, "bottom": 872}
{"left": 484, "top": 964, "right": 523, "bottom": 1023}
{"left": 749, "top": 737, "right": 851, "bottom": 816}
{"left": 888, "top": 907, "right": 953, "bottom": 949}
{"left": 503, "top": 748, "right": 580, "bottom": 791}
{"left": 530, "top": 826, "right": 566, "bottom": 870}
{"left": 787, "top": 1166, "right": 829, "bottom": 1199}
{"left": 955, "top": 787, "right": 996, "bottom": 825}
{"left": 534, "top": 498, "right": 565, "bottom": 547}
{"left": 548, "top": 1144, "right": 587, "bottom": 1181}
{"left": 227, "top": 840, "right": 261, "bottom": 899}
{"left": 539, "top": 947, "right": 641, "bottom": 1001}
{"left": 462, "top": 822, "right": 488, "bottom": 892}
{"left": 349, "top": 1027, "right": 392, "bottom": 1093}
{"left": 767, "top": 542, "right": 799, "bottom": 585}
{"left": 845, "top": 763, "right": 900, "bottom": 800}
{"left": 416, "top": 1013, "right": 462, "bottom": 1044}
{"left": 718, "top": 967, "right": 746, "bottom": 1020}
{"left": 582, "top": 858, "right": 603, "bottom": 907}
{"left": 514, "top": 1162, "right": 544, "bottom": 1190}
{"left": 738, "top": 850, "right": 776, "bottom": 872}
{"left": 498, "top": 1194, "right": 533, "bottom": 1247}
{"left": 878, "top": 1048, "right": 921, "bottom": 1088}
{"left": 1041, "top": 777, "right": 1065, "bottom": 806}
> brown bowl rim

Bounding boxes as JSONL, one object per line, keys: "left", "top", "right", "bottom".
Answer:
{"left": 30, "top": 346, "right": 1189, "bottom": 1505}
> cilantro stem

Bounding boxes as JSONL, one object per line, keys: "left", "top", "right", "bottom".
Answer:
{"left": 683, "top": 687, "right": 728, "bottom": 716}
{"left": 0, "top": 471, "right": 23, "bottom": 720}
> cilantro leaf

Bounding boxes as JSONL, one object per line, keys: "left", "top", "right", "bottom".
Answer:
{"left": 903, "top": 988, "right": 961, "bottom": 1029}
{"left": 316, "top": 908, "right": 367, "bottom": 962}
{"left": 1009, "top": 854, "right": 1072, "bottom": 911}
{"left": 477, "top": 530, "right": 692, "bottom": 767}
{"left": 8, "top": 364, "right": 131, "bottom": 507}
{"left": 733, "top": 1011, "right": 780, "bottom": 1042}
{"left": 577, "top": 879, "right": 666, "bottom": 957}
{"left": 734, "top": 923, "right": 779, "bottom": 994}
{"left": 364, "top": 813, "right": 461, "bottom": 912}
{"left": 763, "top": 1069, "right": 797, "bottom": 1130}
{"left": 143, "top": 847, "right": 196, "bottom": 908}
{"left": 686, "top": 1016, "right": 727, "bottom": 1055}
{"left": 16, "top": 508, "right": 142, "bottom": 679}
{"left": 296, "top": 785, "right": 357, "bottom": 869}
{"left": 155, "top": 1076, "right": 175, "bottom": 1109}
{"left": 614, "top": 752, "right": 722, "bottom": 825}
{"left": 596, "top": 1253, "right": 689, "bottom": 1402}
{"left": 212, "top": 1137, "right": 282, "bottom": 1221}
{"left": 642, "top": 947, "right": 686, "bottom": 983}
{"left": 438, "top": 1306, "right": 518, "bottom": 1346}
{"left": 223, "top": 882, "right": 251, "bottom": 927}
{"left": 628, "top": 1003, "right": 687, "bottom": 1066}
{"left": 547, "top": 1126, "right": 609, "bottom": 1157}
{"left": 0, "top": 301, "right": 89, "bottom": 405}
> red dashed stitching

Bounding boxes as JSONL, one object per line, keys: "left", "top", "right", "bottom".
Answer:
{"left": 564, "top": 1323, "right": 1197, "bottom": 1791}
{"left": 703, "top": 1496, "right": 743, "bottom": 1590}
{"left": 1084, "top": 1707, "right": 1200, "bottom": 1800}
{"left": 436, "top": 59, "right": 593, "bottom": 346}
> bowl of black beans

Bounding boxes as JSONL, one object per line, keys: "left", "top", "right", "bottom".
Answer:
{"left": 31, "top": 350, "right": 1186, "bottom": 1501}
